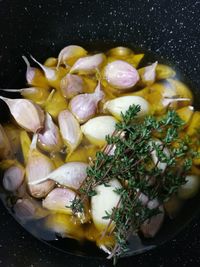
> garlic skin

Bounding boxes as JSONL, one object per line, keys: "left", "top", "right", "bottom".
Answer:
{"left": 60, "top": 74, "right": 83, "bottom": 99}
{"left": 58, "top": 110, "right": 82, "bottom": 153}
{"left": 42, "top": 188, "right": 76, "bottom": 214}
{"left": 0, "top": 124, "right": 13, "bottom": 160}
{"left": 26, "top": 134, "right": 55, "bottom": 198}
{"left": 104, "top": 96, "right": 150, "bottom": 120}
{"left": 104, "top": 60, "right": 139, "bottom": 89}
{"left": 70, "top": 53, "right": 105, "bottom": 74}
{"left": 69, "top": 82, "right": 104, "bottom": 123}
{"left": 139, "top": 62, "right": 158, "bottom": 86}
{"left": 3, "top": 165, "right": 25, "bottom": 192}
{"left": 38, "top": 113, "right": 63, "bottom": 153}
{"left": 0, "top": 96, "right": 44, "bottom": 133}
{"left": 57, "top": 45, "right": 87, "bottom": 67}
{"left": 29, "top": 162, "right": 88, "bottom": 190}
{"left": 81, "top": 116, "right": 117, "bottom": 146}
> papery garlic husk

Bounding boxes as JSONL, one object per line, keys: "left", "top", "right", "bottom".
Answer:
{"left": 26, "top": 134, "right": 55, "bottom": 198}
{"left": 22, "top": 56, "right": 49, "bottom": 88}
{"left": 91, "top": 179, "right": 122, "bottom": 232}
{"left": 44, "top": 89, "right": 68, "bottom": 120}
{"left": 103, "top": 95, "right": 150, "bottom": 120}
{"left": 104, "top": 60, "right": 139, "bottom": 90}
{"left": 70, "top": 53, "right": 106, "bottom": 75}
{"left": 57, "top": 45, "right": 87, "bottom": 68}
{"left": 3, "top": 164, "right": 25, "bottom": 192}
{"left": 138, "top": 62, "right": 158, "bottom": 86}
{"left": 38, "top": 113, "right": 64, "bottom": 153}
{"left": 58, "top": 110, "right": 82, "bottom": 153}
{"left": 29, "top": 162, "right": 88, "bottom": 190}
{"left": 69, "top": 81, "right": 104, "bottom": 123}
{"left": 42, "top": 188, "right": 77, "bottom": 215}
{"left": 60, "top": 73, "right": 84, "bottom": 99}
{"left": 81, "top": 116, "right": 117, "bottom": 147}
{"left": 0, "top": 124, "right": 13, "bottom": 160}
{"left": 0, "top": 96, "right": 44, "bottom": 133}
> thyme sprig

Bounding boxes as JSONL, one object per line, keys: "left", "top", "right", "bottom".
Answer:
{"left": 70, "top": 105, "right": 197, "bottom": 262}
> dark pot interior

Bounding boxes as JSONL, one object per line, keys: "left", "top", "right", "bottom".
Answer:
{"left": 0, "top": 0, "right": 200, "bottom": 266}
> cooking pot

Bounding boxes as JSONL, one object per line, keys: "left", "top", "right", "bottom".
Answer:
{"left": 0, "top": 0, "right": 200, "bottom": 266}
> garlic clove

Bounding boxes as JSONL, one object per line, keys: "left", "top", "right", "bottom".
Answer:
{"left": 29, "top": 162, "right": 88, "bottom": 190}
{"left": 103, "top": 96, "right": 150, "bottom": 120}
{"left": 22, "top": 56, "right": 49, "bottom": 89}
{"left": 38, "top": 113, "right": 64, "bottom": 153}
{"left": 138, "top": 62, "right": 158, "bottom": 86}
{"left": 57, "top": 45, "right": 87, "bottom": 68}
{"left": 156, "top": 64, "right": 176, "bottom": 80}
{"left": 60, "top": 73, "right": 84, "bottom": 99}
{"left": 104, "top": 60, "right": 139, "bottom": 89}
{"left": 44, "top": 57, "right": 58, "bottom": 67}
{"left": 70, "top": 53, "right": 106, "bottom": 75}
{"left": 58, "top": 110, "right": 82, "bottom": 153}
{"left": 69, "top": 81, "right": 104, "bottom": 123}
{"left": 0, "top": 96, "right": 44, "bottom": 133}
{"left": 44, "top": 90, "right": 68, "bottom": 120}
{"left": 107, "top": 46, "right": 133, "bottom": 57}
{"left": 81, "top": 116, "right": 117, "bottom": 147}
{"left": 14, "top": 198, "right": 36, "bottom": 221}
{"left": 3, "top": 164, "right": 25, "bottom": 192}
{"left": 26, "top": 134, "right": 55, "bottom": 198}
{"left": 0, "top": 124, "right": 13, "bottom": 160}
{"left": 42, "top": 188, "right": 77, "bottom": 215}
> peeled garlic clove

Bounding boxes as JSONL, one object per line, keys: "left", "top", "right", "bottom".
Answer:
{"left": 22, "top": 56, "right": 49, "bottom": 88}
{"left": 26, "top": 134, "right": 55, "bottom": 198}
{"left": 60, "top": 74, "right": 83, "bottom": 99}
{"left": 29, "top": 162, "right": 88, "bottom": 190}
{"left": 0, "top": 96, "right": 44, "bottom": 133}
{"left": 81, "top": 116, "right": 117, "bottom": 147}
{"left": 57, "top": 45, "right": 87, "bottom": 67}
{"left": 58, "top": 110, "right": 82, "bottom": 153}
{"left": 14, "top": 198, "right": 36, "bottom": 221}
{"left": 104, "top": 60, "right": 139, "bottom": 89}
{"left": 0, "top": 124, "right": 13, "bottom": 160}
{"left": 91, "top": 179, "right": 122, "bottom": 232}
{"left": 70, "top": 53, "right": 105, "bottom": 74}
{"left": 3, "top": 164, "right": 25, "bottom": 192}
{"left": 138, "top": 62, "right": 158, "bottom": 86}
{"left": 38, "top": 113, "right": 63, "bottom": 153}
{"left": 42, "top": 188, "right": 76, "bottom": 214}
{"left": 69, "top": 81, "right": 104, "bottom": 123}
{"left": 104, "top": 96, "right": 150, "bottom": 120}
{"left": 178, "top": 175, "right": 200, "bottom": 199}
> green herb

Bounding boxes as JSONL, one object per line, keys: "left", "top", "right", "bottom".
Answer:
{"left": 70, "top": 105, "right": 196, "bottom": 263}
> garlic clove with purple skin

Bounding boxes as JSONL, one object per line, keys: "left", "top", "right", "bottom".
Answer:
{"left": 138, "top": 62, "right": 158, "bottom": 86}
{"left": 104, "top": 60, "right": 140, "bottom": 90}
{"left": 38, "top": 113, "right": 64, "bottom": 153}
{"left": 42, "top": 188, "right": 77, "bottom": 215}
{"left": 58, "top": 110, "right": 82, "bottom": 154}
{"left": 69, "top": 81, "right": 104, "bottom": 123}
{"left": 70, "top": 53, "right": 106, "bottom": 75}
{"left": 3, "top": 164, "right": 25, "bottom": 192}
{"left": 0, "top": 96, "right": 44, "bottom": 133}
{"left": 29, "top": 162, "right": 88, "bottom": 190}
{"left": 57, "top": 45, "right": 87, "bottom": 68}
{"left": 60, "top": 73, "right": 84, "bottom": 99}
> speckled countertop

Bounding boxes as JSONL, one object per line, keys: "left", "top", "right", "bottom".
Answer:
{"left": 0, "top": 0, "right": 200, "bottom": 266}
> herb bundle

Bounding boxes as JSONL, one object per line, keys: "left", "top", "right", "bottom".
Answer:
{"left": 71, "top": 105, "right": 197, "bottom": 263}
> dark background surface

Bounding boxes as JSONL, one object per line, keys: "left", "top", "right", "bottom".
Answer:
{"left": 0, "top": 0, "right": 200, "bottom": 266}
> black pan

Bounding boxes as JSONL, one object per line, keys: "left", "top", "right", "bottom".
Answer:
{"left": 0, "top": 0, "right": 200, "bottom": 266}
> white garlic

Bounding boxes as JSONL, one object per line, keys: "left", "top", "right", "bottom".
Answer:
{"left": 70, "top": 53, "right": 105, "bottom": 74}
{"left": 139, "top": 62, "right": 158, "bottom": 86}
{"left": 29, "top": 162, "right": 88, "bottom": 190}
{"left": 104, "top": 60, "right": 139, "bottom": 89}
{"left": 69, "top": 81, "right": 104, "bottom": 123}
{"left": 0, "top": 96, "right": 44, "bottom": 133}
{"left": 58, "top": 110, "right": 82, "bottom": 153}
{"left": 103, "top": 95, "right": 150, "bottom": 120}
{"left": 81, "top": 116, "right": 117, "bottom": 146}
{"left": 60, "top": 73, "right": 84, "bottom": 99}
